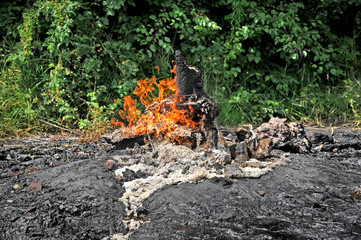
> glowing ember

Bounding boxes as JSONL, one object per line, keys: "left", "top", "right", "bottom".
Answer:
{"left": 111, "top": 63, "right": 202, "bottom": 143}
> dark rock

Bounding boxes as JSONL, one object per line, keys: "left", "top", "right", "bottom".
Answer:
{"left": 20, "top": 157, "right": 46, "bottom": 166}
{"left": 182, "top": 165, "right": 190, "bottom": 174}
{"left": 122, "top": 168, "right": 137, "bottom": 182}
{"left": 249, "top": 138, "right": 274, "bottom": 160}
{"left": 307, "top": 130, "right": 334, "bottom": 145}
{"left": 269, "top": 149, "right": 286, "bottom": 157}
{"left": 311, "top": 202, "right": 322, "bottom": 208}
{"left": 102, "top": 134, "right": 146, "bottom": 150}
{"left": 136, "top": 207, "right": 149, "bottom": 219}
{"left": 236, "top": 126, "right": 251, "bottom": 142}
{"left": 0, "top": 150, "right": 7, "bottom": 160}
{"left": 214, "top": 162, "right": 223, "bottom": 170}
{"left": 135, "top": 170, "right": 148, "bottom": 179}
{"left": 10, "top": 150, "right": 16, "bottom": 158}
{"left": 3, "top": 124, "right": 361, "bottom": 240}
{"left": 254, "top": 117, "right": 311, "bottom": 153}
{"left": 229, "top": 144, "right": 237, "bottom": 159}
{"left": 321, "top": 140, "right": 361, "bottom": 152}
{"left": 209, "top": 177, "right": 233, "bottom": 188}
{"left": 235, "top": 142, "right": 249, "bottom": 161}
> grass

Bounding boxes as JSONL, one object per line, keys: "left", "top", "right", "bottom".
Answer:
{"left": 1, "top": 58, "right": 360, "bottom": 137}
{"left": 212, "top": 75, "right": 361, "bottom": 128}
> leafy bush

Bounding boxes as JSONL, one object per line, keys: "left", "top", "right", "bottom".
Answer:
{"left": 0, "top": 0, "right": 360, "bottom": 136}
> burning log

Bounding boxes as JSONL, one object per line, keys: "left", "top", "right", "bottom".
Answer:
{"left": 175, "top": 50, "right": 207, "bottom": 98}
{"left": 105, "top": 50, "right": 219, "bottom": 149}
{"left": 162, "top": 50, "right": 219, "bottom": 148}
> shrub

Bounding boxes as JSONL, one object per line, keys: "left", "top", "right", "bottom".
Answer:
{"left": 0, "top": 0, "right": 360, "bottom": 136}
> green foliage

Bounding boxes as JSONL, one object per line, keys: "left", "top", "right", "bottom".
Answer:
{"left": 0, "top": 0, "right": 360, "bottom": 136}
{"left": 0, "top": 65, "right": 39, "bottom": 135}
{"left": 220, "top": 0, "right": 361, "bottom": 125}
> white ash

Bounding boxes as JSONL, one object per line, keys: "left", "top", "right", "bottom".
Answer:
{"left": 105, "top": 141, "right": 286, "bottom": 239}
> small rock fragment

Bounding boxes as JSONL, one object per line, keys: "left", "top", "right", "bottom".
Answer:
{"left": 189, "top": 171, "right": 208, "bottom": 182}
{"left": 234, "top": 143, "right": 249, "bottom": 162}
{"left": 0, "top": 151, "right": 7, "bottom": 160}
{"left": 19, "top": 155, "right": 33, "bottom": 162}
{"left": 236, "top": 126, "right": 251, "bottom": 141}
{"left": 251, "top": 138, "right": 274, "bottom": 160}
{"left": 115, "top": 168, "right": 137, "bottom": 182}
{"left": 13, "top": 184, "right": 21, "bottom": 190}
{"left": 258, "top": 190, "right": 265, "bottom": 197}
{"left": 223, "top": 165, "right": 244, "bottom": 178}
{"left": 10, "top": 216, "right": 19, "bottom": 222}
{"left": 208, "top": 149, "right": 232, "bottom": 165}
{"left": 27, "top": 206, "right": 37, "bottom": 212}
{"left": 182, "top": 165, "right": 190, "bottom": 174}
{"left": 307, "top": 130, "right": 334, "bottom": 145}
{"left": 136, "top": 207, "right": 149, "bottom": 219}
{"left": 351, "top": 188, "right": 361, "bottom": 203}
{"left": 104, "top": 160, "right": 117, "bottom": 170}
{"left": 28, "top": 182, "right": 42, "bottom": 193}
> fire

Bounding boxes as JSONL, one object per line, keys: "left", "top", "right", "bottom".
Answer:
{"left": 111, "top": 63, "right": 201, "bottom": 143}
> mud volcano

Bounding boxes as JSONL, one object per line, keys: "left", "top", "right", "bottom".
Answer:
{"left": 1, "top": 51, "right": 361, "bottom": 239}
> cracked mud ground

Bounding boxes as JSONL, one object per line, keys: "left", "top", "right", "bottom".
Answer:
{"left": 1, "top": 128, "right": 361, "bottom": 239}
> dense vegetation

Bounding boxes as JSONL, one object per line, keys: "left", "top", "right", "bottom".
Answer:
{"left": 1, "top": 0, "right": 360, "bottom": 136}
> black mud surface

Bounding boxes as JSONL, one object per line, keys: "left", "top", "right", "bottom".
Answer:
{"left": 1, "top": 128, "right": 361, "bottom": 240}
{"left": 131, "top": 128, "right": 361, "bottom": 239}
{"left": 0, "top": 138, "right": 126, "bottom": 240}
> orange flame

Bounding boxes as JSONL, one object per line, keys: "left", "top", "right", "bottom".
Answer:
{"left": 111, "top": 63, "right": 201, "bottom": 143}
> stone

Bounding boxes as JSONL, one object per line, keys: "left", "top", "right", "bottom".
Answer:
{"left": 307, "top": 130, "right": 334, "bottom": 145}
{"left": 0, "top": 150, "right": 7, "bottom": 160}
{"left": 28, "top": 182, "right": 42, "bottom": 193}
{"left": 253, "top": 117, "right": 311, "bottom": 153}
{"left": 249, "top": 138, "right": 274, "bottom": 160}
{"left": 223, "top": 165, "right": 244, "bottom": 178}
{"left": 351, "top": 188, "right": 361, "bottom": 203}
{"left": 104, "top": 160, "right": 118, "bottom": 170}
{"left": 236, "top": 126, "right": 252, "bottom": 141}
{"left": 115, "top": 168, "right": 137, "bottom": 182}
{"left": 258, "top": 190, "right": 266, "bottom": 197}
{"left": 235, "top": 142, "right": 249, "bottom": 162}
{"left": 209, "top": 149, "right": 232, "bottom": 166}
